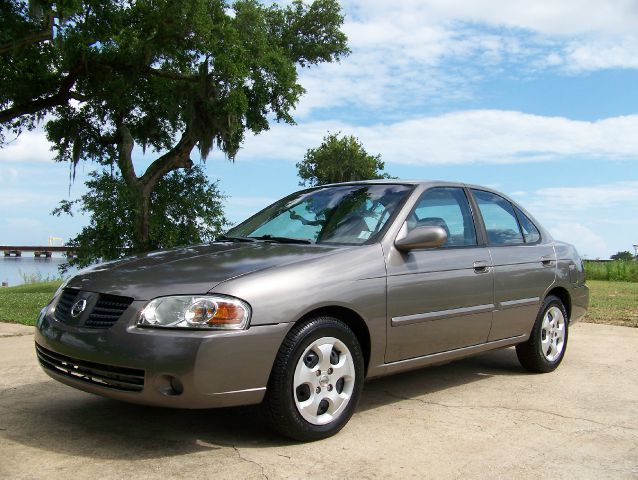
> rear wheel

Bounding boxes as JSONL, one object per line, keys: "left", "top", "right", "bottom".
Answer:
{"left": 516, "top": 295, "right": 569, "bottom": 373}
{"left": 263, "top": 316, "right": 364, "bottom": 441}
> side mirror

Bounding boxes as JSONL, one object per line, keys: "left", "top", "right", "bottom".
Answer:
{"left": 395, "top": 226, "right": 448, "bottom": 252}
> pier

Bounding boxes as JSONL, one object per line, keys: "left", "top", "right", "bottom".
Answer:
{"left": 1, "top": 246, "right": 77, "bottom": 258}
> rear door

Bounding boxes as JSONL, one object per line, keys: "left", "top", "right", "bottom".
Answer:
{"left": 470, "top": 189, "right": 556, "bottom": 341}
{"left": 385, "top": 186, "right": 494, "bottom": 362}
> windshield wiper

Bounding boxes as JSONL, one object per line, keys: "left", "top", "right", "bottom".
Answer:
{"left": 215, "top": 235, "right": 256, "bottom": 243}
{"left": 249, "top": 235, "right": 312, "bottom": 245}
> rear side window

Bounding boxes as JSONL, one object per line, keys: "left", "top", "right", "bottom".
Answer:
{"left": 514, "top": 206, "right": 541, "bottom": 243}
{"left": 408, "top": 187, "right": 477, "bottom": 247}
{"left": 472, "top": 190, "right": 524, "bottom": 245}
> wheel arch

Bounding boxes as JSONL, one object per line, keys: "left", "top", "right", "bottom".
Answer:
{"left": 545, "top": 286, "right": 572, "bottom": 321}
{"left": 297, "top": 306, "right": 371, "bottom": 376}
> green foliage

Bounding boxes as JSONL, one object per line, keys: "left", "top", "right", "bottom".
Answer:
{"left": 584, "top": 260, "right": 638, "bottom": 282}
{"left": 611, "top": 251, "right": 635, "bottom": 261}
{"left": 297, "top": 132, "right": 393, "bottom": 186}
{"left": 1, "top": 0, "right": 349, "bottom": 251}
{"left": 53, "top": 166, "right": 229, "bottom": 269}
{"left": 0, "top": 281, "right": 62, "bottom": 325}
{"left": 2, "top": 0, "right": 349, "bottom": 156}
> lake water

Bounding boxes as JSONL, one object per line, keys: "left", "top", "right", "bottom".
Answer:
{"left": 0, "top": 255, "right": 76, "bottom": 286}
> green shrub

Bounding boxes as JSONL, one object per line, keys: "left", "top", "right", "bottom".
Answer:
{"left": 584, "top": 260, "right": 638, "bottom": 282}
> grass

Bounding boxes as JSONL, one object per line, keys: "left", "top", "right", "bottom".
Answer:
{"left": 585, "top": 280, "right": 638, "bottom": 328}
{"left": 0, "top": 280, "right": 636, "bottom": 328}
{"left": 584, "top": 260, "right": 638, "bottom": 282}
{"left": 0, "top": 281, "right": 62, "bottom": 326}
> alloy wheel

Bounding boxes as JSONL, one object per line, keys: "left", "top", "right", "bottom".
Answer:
{"left": 540, "top": 306, "right": 566, "bottom": 362}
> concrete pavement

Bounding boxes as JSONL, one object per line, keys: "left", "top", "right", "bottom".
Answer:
{"left": 0, "top": 322, "right": 636, "bottom": 479}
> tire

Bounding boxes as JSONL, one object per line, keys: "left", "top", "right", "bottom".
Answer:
{"left": 263, "top": 316, "right": 365, "bottom": 441}
{"left": 516, "top": 295, "right": 569, "bottom": 373}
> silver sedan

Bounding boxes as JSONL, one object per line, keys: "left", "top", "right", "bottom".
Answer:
{"left": 35, "top": 181, "right": 589, "bottom": 440}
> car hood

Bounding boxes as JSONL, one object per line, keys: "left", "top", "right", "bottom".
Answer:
{"left": 66, "top": 242, "right": 346, "bottom": 300}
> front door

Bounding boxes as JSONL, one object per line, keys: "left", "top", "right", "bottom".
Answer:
{"left": 385, "top": 187, "right": 494, "bottom": 363}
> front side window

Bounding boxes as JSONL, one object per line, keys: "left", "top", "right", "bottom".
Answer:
{"left": 407, "top": 187, "right": 477, "bottom": 247}
{"left": 227, "top": 184, "right": 413, "bottom": 245}
{"left": 472, "top": 190, "right": 524, "bottom": 245}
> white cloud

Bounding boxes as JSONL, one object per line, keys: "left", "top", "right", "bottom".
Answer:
{"left": 290, "top": 0, "right": 638, "bottom": 117}
{"left": 533, "top": 181, "right": 638, "bottom": 211}
{"left": 4, "top": 217, "right": 43, "bottom": 230}
{"left": 510, "top": 180, "right": 638, "bottom": 258}
{"left": 0, "top": 190, "right": 62, "bottom": 209}
{"left": 237, "top": 111, "right": 638, "bottom": 166}
{"left": 0, "top": 166, "right": 18, "bottom": 184}
{"left": 561, "top": 37, "right": 638, "bottom": 71}
{"left": 394, "top": 0, "right": 638, "bottom": 36}
{"left": 546, "top": 222, "right": 609, "bottom": 258}
{"left": 0, "top": 129, "right": 54, "bottom": 163}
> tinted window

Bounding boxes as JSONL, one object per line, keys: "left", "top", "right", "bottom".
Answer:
{"left": 408, "top": 187, "right": 477, "bottom": 247}
{"left": 515, "top": 206, "right": 541, "bottom": 243}
{"left": 472, "top": 190, "right": 524, "bottom": 245}
{"left": 227, "top": 184, "right": 413, "bottom": 245}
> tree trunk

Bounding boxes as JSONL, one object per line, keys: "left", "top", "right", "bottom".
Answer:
{"left": 133, "top": 188, "right": 152, "bottom": 253}
{"left": 115, "top": 121, "right": 196, "bottom": 253}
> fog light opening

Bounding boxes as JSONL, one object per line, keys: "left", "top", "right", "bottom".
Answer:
{"left": 156, "top": 374, "right": 184, "bottom": 396}
{"left": 169, "top": 376, "right": 184, "bottom": 395}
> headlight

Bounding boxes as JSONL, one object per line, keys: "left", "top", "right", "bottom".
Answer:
{"left": 138, "top": 295, "right": 251, "bottom": 330}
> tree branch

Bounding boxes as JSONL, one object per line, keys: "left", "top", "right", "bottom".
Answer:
{"left": 0, "top": 29, "right": 53, "bottom": 55}
{"left": 140, "top": 130, "right": 196, "bottom": 192}
{"left": 147, "top": 68, "right": 200, "bottom": 82}
{"left": 0, "top": 62, "right": 83, "bottom": 124}
{"left": 0, "top": 12, "right": 55, "bottom": 55}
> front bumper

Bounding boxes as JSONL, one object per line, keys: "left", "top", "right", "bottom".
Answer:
{"left": 35, "top": 301, "right": 291, "bottom": 409}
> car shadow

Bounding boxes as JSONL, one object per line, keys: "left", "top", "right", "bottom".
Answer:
{"left": 360, "top": 346, "right": 524, "bottom": 412}
{"left": 2, "top": 347, "right": 526, "bottom": 459}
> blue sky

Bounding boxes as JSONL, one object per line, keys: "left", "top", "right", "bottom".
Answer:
{"left": 1, "top": 0, "right": 638, "bottom": 259}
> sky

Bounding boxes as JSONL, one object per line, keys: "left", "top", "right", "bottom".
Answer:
{"left": 1, "top": 0, "right": 638, "bottom": 259}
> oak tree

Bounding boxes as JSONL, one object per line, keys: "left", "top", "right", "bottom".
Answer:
{"left": 53, "top": 166, "right": 228, "bottom": 269}
{"left": 1, "top": 0, "right": 349, "bottom": 251}
{"left": 297, "top": 132, "right": 392, "bottom": 186}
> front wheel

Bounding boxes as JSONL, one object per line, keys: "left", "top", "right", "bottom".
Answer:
{"left": 263, "top": 316, "right": 364, "bottom": 441}
{"left": 516, "top": 295, "right": 569, "bottom": 373}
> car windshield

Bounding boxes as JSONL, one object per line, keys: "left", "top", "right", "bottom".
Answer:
{"left": 226, "top": 184, "right": 413, "bottom": 245}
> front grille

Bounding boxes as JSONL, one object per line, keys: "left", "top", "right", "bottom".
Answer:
{"left": 85, "top": 294, "right": 134, "bottom": 329}
{"left": 36, "top": 343, "right": 145, "bottom": 392}
{"left": 54, "top": 289, "right": 78, "bottom": 323}
{"left": 53, "top": 289, "right": 133, "bottom": 330}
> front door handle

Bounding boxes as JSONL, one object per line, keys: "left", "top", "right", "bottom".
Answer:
{"left": 473, "top": 261, "right": 490, "bottom": 273}
{"left": 540, "top": 256, "right": 555, "bottom": 267}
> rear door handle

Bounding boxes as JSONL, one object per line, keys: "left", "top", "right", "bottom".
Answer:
{"left": 540, "top": 256, "right": 555, "bottom": 267}
{"left": 473, "top": 261, "right": 490, "bottom": 273}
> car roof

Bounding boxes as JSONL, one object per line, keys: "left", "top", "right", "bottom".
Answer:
{"left": 315, "top": 179, "right": 521, "bottom": 207}
{"left": 319, "top": 179, "right": 490, "bottom": 190}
